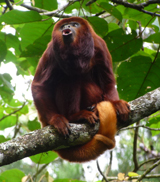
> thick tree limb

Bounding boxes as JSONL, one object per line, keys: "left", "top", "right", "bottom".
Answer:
{"left": 0, "top": 87, "right": 160, "bottom": 166}
{"left": 19, "top": 0, "right": 160, "bottom": 18}
{"left": 0, "top": 123, "right": 99, "bottom": 166}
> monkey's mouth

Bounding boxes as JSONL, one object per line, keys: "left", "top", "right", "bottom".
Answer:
{"left": 62, "top": 29, "right": 72, "bottom": 36}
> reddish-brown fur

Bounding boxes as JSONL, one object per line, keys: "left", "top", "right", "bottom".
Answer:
{"left": 31, "top": 17, "right": 130, "bottom": 162}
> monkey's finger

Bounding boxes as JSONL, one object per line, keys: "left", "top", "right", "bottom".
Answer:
{"left": 92, "top": 113, "right": 99, "bottom": 122}
{"left": 87, "top": 105, "right": 96, "bottom": 112}
{"left": 88, "top": 117, "right": 96, "bottom": 125}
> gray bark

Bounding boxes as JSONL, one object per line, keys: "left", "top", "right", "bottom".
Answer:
{"left": 0, "top": 87, "right": 160, "bottom": 166}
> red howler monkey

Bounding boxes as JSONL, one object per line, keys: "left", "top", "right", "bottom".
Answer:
{"left": 31, "top": 17, "right": 130, "bottom": 162}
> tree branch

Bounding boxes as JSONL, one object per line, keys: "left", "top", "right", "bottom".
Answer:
{"left": 0, "top": 87, "right": 160, "bottom": 166}
{"left": 118, "top": 87, "right": 160, "bottom": 129}
{"left": 137, "top": 159, "right": 160, "bottom": 182}
{"left": 110, "top": 0, "right": 160, "bottom": 17}
{"left": 5, "top": 0, "right": 13, "bottom": 10}
{"left": 106, "top": 174, "right": 160, "bottom": 181}
{"left": 19, "top": 0, "right": 160, "bottom": 20}
{"left": 20, "top": 0, "right": 79, "bottom": 18}
{"left": 86, "top": 0, "right": 160, "bottom": 17}
{"left": 0, "top": 122, "right": 99, "bottom": 166}
{"left": 110, "top": 0, "right": 160, "bottom": 9}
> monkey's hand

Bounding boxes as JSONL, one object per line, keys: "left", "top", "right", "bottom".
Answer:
{"left": 69, "top": 106, "right": 99, "bottom": 125}
{"left": 49, "top": 114, "right": 70, "bottom": 136}
{"left": 112, "top": 100, "right": 130, "bottom": 121}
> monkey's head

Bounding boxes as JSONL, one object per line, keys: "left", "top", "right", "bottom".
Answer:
{"left": 60, "top": 21, "right": 79, "bottom": 44}
{"left": 52, "top": 17, "right": 95, "bottom": 75}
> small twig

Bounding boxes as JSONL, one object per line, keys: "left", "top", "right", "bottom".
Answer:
{"left": 108, "top": 15, "right": 154, "bottom": 55}
{"left": 20, "top": 3, "right": 47, "bottom": 13}
{"left": 86, "top": 0, "right": 96, "bottom": 6}
{"left": 138, "top": 157, "right": 160, "bottom": 170}
{"left": 0, "top": 102, "right": 26, "bottom": 122}
{"left": 106, "top": 174, "right": 160, "bottom": 180}
{"left": 33, "top": 163, "right": 49, "bottom": 180}
{"left": 135, "top": 43, "right": 160, "bottom": 98}
{"left": 87, "top": 0, "right": 160, "bottom": 17}
{"left": 137, "top": 159, "right": 160, "bottom": 182}
{"left": 111, "top": 0, "right": 160, "bottom": 17}
{"left": 120, "top": 124, "right": 160, "bottom": 131}
{"left": 5, "top": 0, "right": 13, "bottom": 10}
{"left": 111, "top": 0, "right": 160, "bottom": 9}
{"left": 139, "top": 143, "right": 160, "bottom": 158}
{"left": 13, "top": 115, "right": 21, "bottom": 138}
{"left": 133, "top": 121, "right": 139, "bottom": 172}
{"left": 96, "top": 160, "right": 109, "bottom": 182}
{"left": 105, "top": 151, "right": 113, "bottom": 177}
{"left": 138, "top": 21, "right": 144, "bottom": 51}
{"left": 20, "top": 1, "right": 79, "bottom": 18}
{"left": 40, "top": 0, "right": 79, "bottom": 17}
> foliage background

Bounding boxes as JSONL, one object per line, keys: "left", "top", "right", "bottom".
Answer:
{"left": 0, "top": 0, "right": 160, "bottom": 181}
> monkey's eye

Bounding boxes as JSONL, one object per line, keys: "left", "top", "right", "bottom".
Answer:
{"left": 60, "top": 24, "right": 66, "bottom": 30}
{"left": 72, "top": 22, "right": 79, "bottom": 27}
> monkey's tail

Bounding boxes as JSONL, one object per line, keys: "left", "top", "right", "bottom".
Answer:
{"left": 55, "top": 134, "right": 115, "bottom": 163}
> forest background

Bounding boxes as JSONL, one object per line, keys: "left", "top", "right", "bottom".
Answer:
{"left": 0, "top": 0, "right": 160, "bottom": 182}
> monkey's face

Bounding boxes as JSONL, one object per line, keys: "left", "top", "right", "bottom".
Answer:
{"left": 60, "top": 22, "right": 80, "bottom": 44}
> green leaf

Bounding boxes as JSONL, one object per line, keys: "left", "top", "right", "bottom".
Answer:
{"left": 87, "top": 17, "right": 108, "bottom": 37}
{"left": 28, "top": 119, "right": 41, "bottom": 131}
{"left": 0, "top": 10, "right": 42, "bottom": 24}
{"left": 144, "top": 4, "right": 158, "bottom": 12}
{"left": 4, "top": 99, "right": 28, "bottom": 115}
{"left": 20, "top": 35, "right": 51, "bottom": 57}
{"left": 5, "top": 34, "right": 20, "bottom": 55}
{"left": 0, "top": 169, "right": 25, "bottom": 182}
{"left": 0, "top": 33, "right": 20, "bottom": 54}
{"left": 128, "top": 20, "right": 137, "bottom": 30}
{"left": 20, "top": 19, "right": 53, "bottom": 50}
{"left": 83, "top": 0, "right": 106, "bottom": 14}
{"left": 0, "top": 135, "right": 9, "bottom": 143}
{"left": 19, "top": 60, "right": 31, "bottom": 71}
{"left": 108, "top": 23, "right": 119, "bottom": 33}
{"left": 145, "top": 32, "right": 160, "bottom": 44}
{"left": 30, "top": 151, "right": 58, "bottom": 164}
{"left": 65, "top": 0, "right": 106, "bottom": 14}
{"left": 27, "top": 57, "right": 39, "bottom": 68}
{"left": 0, "top": 115, "right": 17, "bottom": 130}
{"left": 34, "top": 0, "right": 58, "bottom": 11}
{"left": 0, "top": 73, "right": 14, "bottom": 91}
{"left": 19, "top": 105, "right": 29, "bottom": 114}
{"left": 117, "top": 54, "right": 160, "bottom": 101}
{"left": 128, "top": 172, "right": 139, "bottom": 177}
{"left": 9, "top": 98, "right": 23, "bottom": 107}
{"left": 54, "top": 179, "right": 85, "bottom": 182}
{"left": 0, "top": 73, "right": 14, "bottom": 101}
{"left": 5, "top": 50, "right": 17, "bottom": 64}
{"left": 123, "top": 8, "right": 155, "bottom": 26}
{"left": 147, "top": 114, "right": 160, "bottom": 136}
{"left": 64, "top": 1, "right": 80, "bottom": 14}
{"left": 0, "top": 39, "right": 7, "bottom": 62}
{"left": 100, "top": 2, "right": 122, "bottom": 22}
{"left": 104, "top": 29, "right": 142, "bottom": 62}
